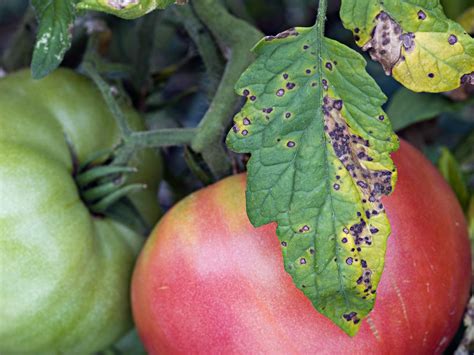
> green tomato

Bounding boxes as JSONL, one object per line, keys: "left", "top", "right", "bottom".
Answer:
{"left": 0, "top": 69, "right": 162, "bottom": 353}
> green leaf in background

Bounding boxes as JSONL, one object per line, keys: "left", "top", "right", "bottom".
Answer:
{"left": 438, "top": 147, "right": 470, "bottom": 211}
{"left": 226, "top": 23, "right": 399, "bottom": 335}
{"left": 441, "top": 0, "right": 472, "bottom": 21}
{"left": 340, "top": 0, "right": 474, "bottom": 93}
{"left": 76, "top": 0, "right": 177, "bottom": 19}
{"left": 458, "top": 6, "right": 474, "bottom": 34}
{"left": 386, "top": 87, "right": 469, "bottom": 131}
{"left": 31, "top": 0, "right": 76, "bottom": 79}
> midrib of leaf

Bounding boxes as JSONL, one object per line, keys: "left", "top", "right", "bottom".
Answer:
{"left": 314, "top": 2, "right": 353, "bottom": 313}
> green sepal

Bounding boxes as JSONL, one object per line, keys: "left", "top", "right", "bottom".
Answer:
{"left": 226, "top": 24, "right": 399, "bottom": 336}
{"left": 340, "top": 0, "right": 474, "bottom": 92}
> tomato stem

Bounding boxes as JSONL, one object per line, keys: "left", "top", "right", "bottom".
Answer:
{"left": 190, "top": 0, "right": 263, "bottom": 178}
{"left": 172, "top": 4, "right": 224, "bottom": 99}
{"left": 82, "top": 61, "right": 133, "bottom": 138}
{"left": 316, "top": 0, "right": 328, "bottom": 38}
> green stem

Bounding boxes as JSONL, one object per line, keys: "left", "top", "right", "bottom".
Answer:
{"left": 128, "top": 128, "right": 198, "bottom": 148}
{"left": 112, "top": 128, "right": 197, "bottom": 166}
{"left": 81, "top": 61, "right": 133, "bottom": 138}
{"left": 191, "top": 0, "right": 263, "bottom": 178}
{"left": 172, "top": 4, "right": 225, "bottom": 98}
{"left": 316, "top": 0, "right": 328, "bottom": 38}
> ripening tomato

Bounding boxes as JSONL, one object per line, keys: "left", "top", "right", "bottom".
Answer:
{"left": 0, "top": 69, "right": 162, "bottom": 353}
{"left": 132, "top": 140, "right": 470, "bottom": 354}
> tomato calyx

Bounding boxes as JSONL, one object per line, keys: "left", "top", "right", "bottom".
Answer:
{"left": 74, "top": 151, "right": 146, "bottom": 216}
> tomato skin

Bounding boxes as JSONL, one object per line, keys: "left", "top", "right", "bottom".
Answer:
{"left": 0, "top": 69, "right": 162, "bottom": 353}
{"left": 132, "top": 140, "right": 471, "bottom": 354}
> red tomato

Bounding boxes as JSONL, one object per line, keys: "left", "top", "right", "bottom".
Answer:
{"left": 132, "top": 140, "right": 471, "bottom": 354}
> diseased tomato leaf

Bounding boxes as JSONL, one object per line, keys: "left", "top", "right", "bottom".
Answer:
{"left": 340, "top": 0, "right": 474, "bottom": 93}
{"left": 226, "top": 24, "right": 399, "bottom": 336}
{"left": 31, "top": 0, "right": 77, "bottom": 79}
{"left": 76, "top": 0, "right": 176, "bottom": 19}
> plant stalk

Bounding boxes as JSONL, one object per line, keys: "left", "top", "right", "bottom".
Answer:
{"left": 191, "top": 0, "right": 263, "bottom": 178}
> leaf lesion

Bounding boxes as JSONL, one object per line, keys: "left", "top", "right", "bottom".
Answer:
{"left": 341, "top": 0, "right": 474, "bottom": 92}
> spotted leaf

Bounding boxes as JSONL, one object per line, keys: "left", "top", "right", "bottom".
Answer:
{"left": 340, "top": 0, "right": 474, "bottom": 92}
{"left": 76, "top": 0, "right": 176, "bottom": 19}
{"left": 31, "top": 0, "right": 77, "bottom": 79}
{"left": 226, "top": 25, "right": 399, "bottom": 336}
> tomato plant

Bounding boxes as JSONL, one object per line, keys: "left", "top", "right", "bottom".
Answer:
{"left": 0, "top": 69, "right": 162, "bottom": 353}
{"left": 131, "top": 140, "right": 470, "bottom": 354}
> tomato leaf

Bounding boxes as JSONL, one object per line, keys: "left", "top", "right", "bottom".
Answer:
{"left": 226, "top": 24, "right": 399, "bottom": 336}
{"left": 386, "top": 88, "right": 471, "bottom": 131}
{"left": 458, "top": 6, "right": 474, "bottom": 33}
{"left": 438, "top": 147, "right": 470, "bottom": 211}
{"left": 76, "top": 0, "right": 177, "bottom": 19}
{"left": 31, "top": 0, "right": 76, "bottom": 79}
{"left": 340, "top": 0, "right": 474, "bottom": 92}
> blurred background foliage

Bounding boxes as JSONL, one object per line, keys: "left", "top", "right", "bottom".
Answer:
{"left": 0, "top": 0, "right": 472, "bottom": 353}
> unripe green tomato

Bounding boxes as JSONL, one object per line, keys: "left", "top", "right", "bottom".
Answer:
{"left": 0, "top": 69, "right": 162, "bottom": 353}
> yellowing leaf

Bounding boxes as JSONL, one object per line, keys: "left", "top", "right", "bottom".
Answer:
{"left": 76, "top": 0, "right": 176, "bottom": 19}
{"left": 340, "top": 0, "right": 474, "bottom": 92}
{"left": 226, "top": 24, "right": 399, "bottom": 336}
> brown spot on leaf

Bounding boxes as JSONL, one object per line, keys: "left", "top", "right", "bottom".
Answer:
{"left": 417, "top": 10, "right": 427, "bottom": 20}
{"left": 323, "top": 95, "right": 392, "bottom": 259}
{"left": 265, "top": 28, "right": 299, "bottom": 41}
{"left": 362, "top": 12, "right": 415, "bottom": 75}
{"left": 447, "top": 72, "right": 474, "bottom": 100}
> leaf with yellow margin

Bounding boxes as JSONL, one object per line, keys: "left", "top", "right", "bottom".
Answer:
{"left": 340, "top": 0, "right": 474, "bottom": 92}
{"left": 226, "top": 23, "right": 399, "bottom": 336}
